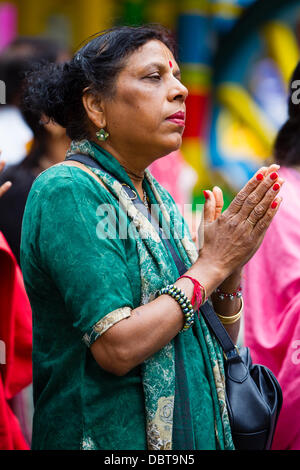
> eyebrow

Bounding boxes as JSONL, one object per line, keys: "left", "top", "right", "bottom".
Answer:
{"left": 142, "top": 62, "right": 181, "bottom": 77}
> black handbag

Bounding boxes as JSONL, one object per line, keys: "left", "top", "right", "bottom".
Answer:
{"left": 66, "top": 153, "right": 283, "bottom": 450}
{"left": 200, "top": 302, "right": 283, "bottom": 450}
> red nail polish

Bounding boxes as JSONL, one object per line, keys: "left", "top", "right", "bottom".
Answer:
{"left": 270, "top": 172, "right": 278, "bottom": 180}
{"left": 271, "top": 201, "right": 278, "bottom": 209}
{"left": 203, "top": 190, "right": 209, "bottom": 199}
{"left": 256, "top": 173, "right": 264, "bottom": 181}
{"left": 273, "top": 183, "right": 280, "bottom": 191}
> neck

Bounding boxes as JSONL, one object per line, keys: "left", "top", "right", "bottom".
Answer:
{"left": 121, "top": 165, "right": 145, "bottom": 191}
{"left": 94, "top": 139, "right": 148, "bottom": 200}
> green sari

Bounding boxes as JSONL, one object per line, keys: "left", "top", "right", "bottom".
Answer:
{"left": 21, "top": 140, "right": 234, "bottom": 450}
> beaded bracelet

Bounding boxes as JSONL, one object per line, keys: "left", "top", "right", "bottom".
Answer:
{"left": 156, "top": 284, "right": 195, "bottom": 332}
{"left": 214, "top": 286, "right": 242, "bottom": 301}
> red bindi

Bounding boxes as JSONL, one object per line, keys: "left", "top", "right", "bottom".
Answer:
{"left": 169, "top": 60, "right": 173, "bottom": 68}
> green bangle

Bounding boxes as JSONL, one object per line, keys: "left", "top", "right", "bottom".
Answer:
{"left": 156, "top": 284, "right": 195, "bottom": 332}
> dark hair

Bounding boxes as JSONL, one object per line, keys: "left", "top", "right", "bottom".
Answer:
{"left": 0, "top": 36, "right": 66, "bottom": 105}
{"left": 274, "top": 61, "right": 300, "bottom": 166}
{"left": 0, "top": 37, "right": 68, "bottom": 170}
{"left": 23, "top": 25, "right": 176, "bottom": 141}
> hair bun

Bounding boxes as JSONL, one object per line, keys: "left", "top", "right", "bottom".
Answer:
{"left": 23, "top": 62, "right": 69, "bottom": 128}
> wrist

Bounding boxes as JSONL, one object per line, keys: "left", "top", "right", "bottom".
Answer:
{"left": 218, "top": 268, "right": 243, "bottom": 293}
{"left": 186, "top": 255, "right": 227, "bottom": 298}
{"left": 216, "top": 297, "right": 243, "bottom": 325}
{"left": 211, "top": 267, "right": 243, "bottom": 317}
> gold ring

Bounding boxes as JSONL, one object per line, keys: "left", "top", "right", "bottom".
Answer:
{"left": 246, "top": 218, "right": 256, "bottom": 227}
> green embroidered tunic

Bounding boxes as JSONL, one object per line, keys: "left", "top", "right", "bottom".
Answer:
{"left": 20, "top": 141, "right": 233, "bottom": 450}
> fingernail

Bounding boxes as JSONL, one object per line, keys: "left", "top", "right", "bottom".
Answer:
{"left": 256, "top": 173, "right": 264, "bottom": 181}
{"left": 273, "top": 183, "right": 280, "bottom": 191}
{"left": 203, "top": 190, "right": 209, "bottom": 199}
{"left": 271, "top": 201, "right": 278, "bottom": 209}
{"left": 270, "top": 172, "right": 278, "bottom": 180}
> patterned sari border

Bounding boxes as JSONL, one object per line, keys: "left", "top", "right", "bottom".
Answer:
{"left": 82, "top": 306, "right": 132, "bottom": 347}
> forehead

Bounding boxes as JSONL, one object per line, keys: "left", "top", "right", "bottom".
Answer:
{"left": 124, "top": 39, "right": 176, "bottom": 69}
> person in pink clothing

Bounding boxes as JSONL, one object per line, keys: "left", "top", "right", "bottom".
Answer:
{"left": 149, "top": 150, "right": 197, "bottom": 209}
{"left": 149, "top": 150, "right": 199, "bottom": 243}
{"left": 243, "top": 62, "right": 300, "bottom": 450}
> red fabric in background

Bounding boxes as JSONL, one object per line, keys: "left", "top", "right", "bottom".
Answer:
{"left": 0, "top": 232, "right": 32, "bottom": 450}
{"left": 184, "top": 93, "right": 210, "bottom": 139}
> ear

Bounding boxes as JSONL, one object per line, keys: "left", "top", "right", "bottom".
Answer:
{"left": 82, "top": 89, "right": 106, "bottom": 129}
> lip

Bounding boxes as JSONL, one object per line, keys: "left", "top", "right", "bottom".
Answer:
{"left": 166, "top": 110, "right": 185, "bottom": 126}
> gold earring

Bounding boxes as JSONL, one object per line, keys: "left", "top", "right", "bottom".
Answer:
{"left": 96, "top": 128, "right": 109, "bottom": 141}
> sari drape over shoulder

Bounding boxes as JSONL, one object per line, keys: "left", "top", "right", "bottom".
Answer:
{"left": 243, "top": 166, "right": 300, "bottom": 450}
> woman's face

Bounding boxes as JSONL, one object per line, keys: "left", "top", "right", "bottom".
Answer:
{"left": 102, "top": 39, "right": 188, "bottom": 162}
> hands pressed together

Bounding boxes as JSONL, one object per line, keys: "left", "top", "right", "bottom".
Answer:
{"left": 198, "top": 163, "right": 283, "bottom": 280}
{"left": 0, "top": 157, "right": 283, "bottom": 287}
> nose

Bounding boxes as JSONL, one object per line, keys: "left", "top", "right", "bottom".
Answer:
{"left": 168, "top": 77, "right": 188, "bottom": 102}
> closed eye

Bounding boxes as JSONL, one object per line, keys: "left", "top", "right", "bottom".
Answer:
{"left": 145, "top": 74, "right": 161, "bottom": 80}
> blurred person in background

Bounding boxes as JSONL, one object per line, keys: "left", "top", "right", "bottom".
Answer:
{"left": 0, "top": 162, "right": 32, "bottom": 450}
{"left": 0, "top": 37, "right": 70, "bottom": 264}
{"left": 149, "top": 150, "right": 197, "bottom": 208}
{"left": 149, "top": 149, "right": 199, "bottom": 241}
{"left": 243, "top": 62, "right": 300, "bottom": 450}
{"left": 0, "top": 36, "right": 68, "bottom": 165}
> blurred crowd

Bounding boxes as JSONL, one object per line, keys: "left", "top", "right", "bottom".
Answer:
{"left": 0, "top": 35, "right": 71, "bottom": 449}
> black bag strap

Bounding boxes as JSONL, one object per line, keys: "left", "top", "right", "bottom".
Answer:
{"left": 65, "top": 153, "right": 241, "bottom": 362}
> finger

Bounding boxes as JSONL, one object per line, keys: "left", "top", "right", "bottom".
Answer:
{"left": 203, "top": 190, "right": 216, "bottom": 224}
{"left": 238, "top": 170, "right": 284, "bottom": 221}
{"left": 212, "top": 186, "right": 224, "bottom": 219}
{"left": 226, "top": 166, "right": 270, "bottom": 216}
{"left": 0, "top": 181, "right": 12, "bottom": 198}
{"left": 252, "top": 196, "right": 283, "bottom": 236}
{"left": 246, "top": 177, "right": 284, "bottom": 227}
{"left": 0, "top": 161, "right": 5, "bottom": 173}
{"left": 264, "top": 163, "right": 280, "bottom": 176}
